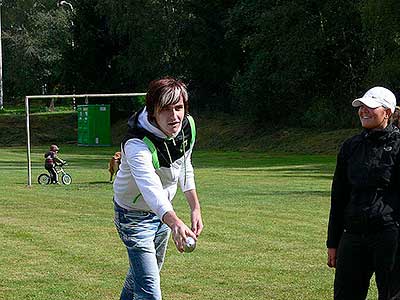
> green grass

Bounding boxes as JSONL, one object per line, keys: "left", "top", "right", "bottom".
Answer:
{"left": 0, "top": 146, "right": 377, "bottom": 299}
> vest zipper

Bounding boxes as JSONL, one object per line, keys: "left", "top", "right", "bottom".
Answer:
{"left": 164, "top": 141, "right": 173, "bottom": 164}
{"left": 182, "top": 130, "right": 187, "bottom": 186}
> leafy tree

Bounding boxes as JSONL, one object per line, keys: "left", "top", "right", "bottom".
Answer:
{"left": 228, "top": 0, "right": 366, "bottom": 128}
{"left": 176, "top": 0, "right": 241, "bottom": 112}
{"left": 2, "top": 0, "right": 73, "bottom": 103}
{"left": 97, "top": 0, "right": 240, "bottom": 112}
{"left": 228, "top": 1, "right": 323, "bottom": 125}
{"left": 2, "top": 0, "right": 399, "bottom": 130}
{"left": 304, "top": 0, "right": 366, "bottom": 128}
{"left": 97, "top": 0, "right": 183, "bottom": 92}
{"left": 360, "top": 0, "right": 400, "bottom": 92}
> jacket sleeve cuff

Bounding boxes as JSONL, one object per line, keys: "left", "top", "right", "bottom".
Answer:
{"left": 159, "top": 207, "right": 174, "bottom": 223}
{"left": 326, "top": 239, "right": 339, "bottom": 248}
{"left": 181, "top": 180, "right": 196, "bottom": 192}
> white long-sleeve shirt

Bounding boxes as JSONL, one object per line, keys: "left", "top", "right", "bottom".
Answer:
{"left": 113, "top": 108, "right": 196, "bottom": 219}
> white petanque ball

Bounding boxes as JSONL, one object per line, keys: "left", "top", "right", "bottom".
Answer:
{"left": 184, "top": 237, "right": 196, "bottom": 253}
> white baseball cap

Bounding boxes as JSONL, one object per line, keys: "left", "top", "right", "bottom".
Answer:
{"left": 352, "top": 86, "right": 397, "bottom": 113}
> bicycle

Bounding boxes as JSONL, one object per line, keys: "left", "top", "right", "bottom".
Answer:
{"left": 38, "top": 162, "right": 72, "bottom": 185}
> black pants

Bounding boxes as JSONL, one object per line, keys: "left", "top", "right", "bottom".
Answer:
{"left": 45, "top": 166, "right": 57, "bottom": 183}
{"left": 334, "top": 226, "right": 400, "bottom": 300}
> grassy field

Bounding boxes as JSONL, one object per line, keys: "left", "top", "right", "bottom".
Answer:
{"left": 0, "top": 146, "right": 377, "bottom": 299}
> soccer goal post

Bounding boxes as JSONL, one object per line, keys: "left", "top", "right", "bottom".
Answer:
{"left": 25, "top": 92, "right": 146, "bottom": 187}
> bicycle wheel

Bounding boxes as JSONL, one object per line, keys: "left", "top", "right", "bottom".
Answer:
{"left": 62, "top": 173, "right": 72, "bottom": 185}
{"left": 38, "top": 173, "right": 51, "bottom": 185}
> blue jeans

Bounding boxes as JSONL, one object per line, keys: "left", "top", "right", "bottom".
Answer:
{"left": 114, "top": 202, "right": 171, "bottom": 300}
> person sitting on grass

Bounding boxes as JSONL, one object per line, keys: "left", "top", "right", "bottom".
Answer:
{"left": 44, "top": 144, "right": 65, "bottom": 184}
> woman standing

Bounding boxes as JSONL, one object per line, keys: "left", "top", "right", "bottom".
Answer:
{"left": 327, "top": 86, "right": 400, "bottom": 299}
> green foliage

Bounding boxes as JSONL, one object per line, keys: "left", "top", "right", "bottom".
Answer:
{"left": 2, "top": 0, "right": 400, "bottom": 128}
{"left": 228, "top": 0, "right": 366, "bottom": 128}
{"left": 176, "top": 0, "right": 241, "bottom": 111}
{"left": 360, "top": 0, "right": 400, "bottom": 90}
{"left": 2, "top": 0, "right": 73, "bottom": 100}
{"left": 95, "top": 0, "right": 240, "bottom": 112}
{"left": 96, "top": 0, "right": 186, "bottom": 90}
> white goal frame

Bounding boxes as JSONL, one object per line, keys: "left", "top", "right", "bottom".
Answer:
{"left": 25, "top": 92, "right": 146, "bottom": 186}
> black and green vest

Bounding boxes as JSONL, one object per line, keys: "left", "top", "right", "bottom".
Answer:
{"left": 122, "top": 108, "right": 196, "bottom": 169}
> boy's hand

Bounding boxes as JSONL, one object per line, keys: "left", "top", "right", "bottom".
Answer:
{"left": 163, "top": 211, "right": 196, "bottom": 253}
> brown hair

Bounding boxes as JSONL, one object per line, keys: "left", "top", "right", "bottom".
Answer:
{"left": 146, "top": 77, "right": 189, "bottom": 121}
{"left": 391, "top": 105, "right": 400, "bottom": 127}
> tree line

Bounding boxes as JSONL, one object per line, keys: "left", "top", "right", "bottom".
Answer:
{"left": 2, "top": 0, "right": 400, "bottom": 128}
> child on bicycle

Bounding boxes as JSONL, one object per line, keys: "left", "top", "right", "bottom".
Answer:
{"left": 44, "top": 144, "right": 66, "bottom": 184}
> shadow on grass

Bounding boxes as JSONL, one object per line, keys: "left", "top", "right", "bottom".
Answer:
{"left": 269, "top": 174, "right": 333, "bottom": 180}
{"left": 248, "top": 190, "right": 330, "bottom": 197}
{"left": 88, "top": 181, "right": 113, "bottom": 185}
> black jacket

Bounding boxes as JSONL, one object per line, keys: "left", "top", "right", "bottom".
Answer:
{"left": 327, "top": 124, "right": 400, "bottom": 248}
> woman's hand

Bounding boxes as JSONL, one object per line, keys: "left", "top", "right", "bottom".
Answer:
{"left": 327, "top": 248, "right": 337, "bottom": 268}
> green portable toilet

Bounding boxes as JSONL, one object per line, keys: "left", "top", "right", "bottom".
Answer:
{"left": 77, "top": 104, "right": 111, "bottom": 146}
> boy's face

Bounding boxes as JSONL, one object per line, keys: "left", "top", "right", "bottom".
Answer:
{"left": 154, "top": 98, "right": 185, "bottom": 137}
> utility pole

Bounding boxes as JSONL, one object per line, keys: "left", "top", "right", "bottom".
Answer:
{"left": 59, "top": 1, "right": 74, "bottom": 47}
{"left": 0, "top": 0, "right": 4, "bottom": 110}
{"left": 58, "top": 0, "right": 76, "bottom": 109}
